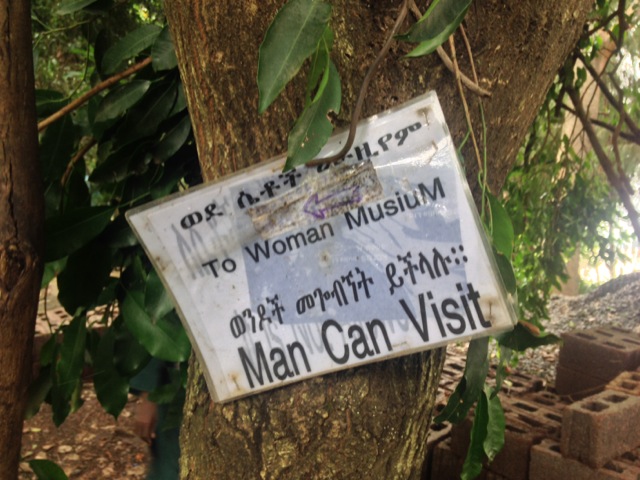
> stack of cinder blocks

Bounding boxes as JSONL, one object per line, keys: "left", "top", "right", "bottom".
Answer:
{"left": 427, "top": 327, "right": 640, "bottom": 479}
{"left": 430, "top": 388, "right": 567, "bottom": 480}
{"left": 530, "top": 386, "right": 640, "bottom": 479}
{"left": 556, "top": 326, "right": 640, "bottom": 398}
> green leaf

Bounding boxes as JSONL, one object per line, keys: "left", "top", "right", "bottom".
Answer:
{"left": 40, "top": 115, "right": 79, "bottom": 183}
{"left": 89, "top": 143, "right": 152, "bottom": 184}
{"left": 169, "top": 83, "right": 188, "bottom": 117}
{"left": 145, "top": 269, "right": 174, "bottom": 321}
{"left": 101, "top": 25, "right": 160, "bottom": 75}
{"left": 114, "top": 80, "right": 179, "bottom": 147}
{"left": 153, "top": 115, "right": 192, "bottom": 162}
{"left": 25, "top": 367, "right": 53, "bottom": 419}
{"left": 461, "top": 392, "right": 488, "bottom": 480}
{"left": 55, "top": 316, "right": 87, "bottom": 399}
{"left": 152, "top": 26, "right": 178, "bottom": 71}
{"left": 35, "top": 90, "right": 67, "bottom": 118}
{"left": 305, "top": 26, "right": 333, "bottom": 105}
{"left": 41, "top": 258, "right": 67, "bottom": 289}
{"left": 436, "top": 337, "right": 489, "bottom": 424}
{"left": 494, "top": 249, "right": 517, "bottom": 295}
{"left": 56, "top": 0, "right": 99, "bottom": 15}
{"left": 496, "top": 323, "right": 561, "bottom": 351}
{"left": 494, "top": 345, "right": 512, "bottom": 394}
{"left": 122, "top": 289, "right": 190, "bottom": 362}
{"left": 488, "top": 194, "right": 514, "bottom": 258}
{"left": 93, "top": 328, "right": 130, "bottom": 417}
{"left": 113, "top": 326, "right": 150, "bottom": 376}
{"left": 40, "top": 334, "right": 59, "bottom": 367}
{"left": 57, "top": 243, "right": 113, "bottom": 313}
{"left": 63, "top": 161, "right": 91, "bottom": 209}
{"left": 102, "top": 216, "right": 139, "bottom": 249}
{"left": 460, "top": 386, "right": 504, "bottom": 480}
{"left": 285, "top": 60, "right": 341, "bottom": 170}
{"left": 94, "top": 80, "right": 151, "bottom": 124}
{"left": 401, "top": 0, "right": 472, "bottom": 57}
{"left": 29, "top": 460, "right": 69, "bottom": 480}
{"left": 44, "top": 207, "right": 114, "bottom": 262}
{"left": 51, "top": 316, "right": 86, "bottom": 426}
{"left": 258, "top": 0, "right": 332, "bottom": 113}
{"left": 483, "top": 388, "right": 505, "bottom": 461}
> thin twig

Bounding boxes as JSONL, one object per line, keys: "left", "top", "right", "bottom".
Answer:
{"left": 459, "top": 25, "right": 479, "bottom": 85}
{"left": 449, "top": 36, "right": 483, "bottom": 175}
{"left": 559, "top": 102, "right": 640, "bottom": 145}
{"left": 307, "top": 0, "right": 410, "bottom": 166}
{"left": 435, "top": 47, "right": 491, "bottom": 97}
{"left": 616, "top": 0, "right": 627, "bottom": 51}
{"left": 612, "top": 84, "right": 633, "bottom": 195}
{"left": 408, "top": 0, "right": 491, "bottom": 97}
{"left": 577, "top": 51, "right": 640, "bottom": 138}
{"left": 584, "top": 10, "right": 619, "bottom": 37}
{"left": 567, "top": 86, "right": 640, "bottom": 242}
{"left": 38, "top": 56, "right": 153, "bottom": 132}
{"left": 61, "top": 138, "right": 97, "bottom": 187}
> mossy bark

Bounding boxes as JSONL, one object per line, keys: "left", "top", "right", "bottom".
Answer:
{"left": 0, "top": 2, "right": 44, "bottom": 478}
{"left": 163, "top": 1, "right": 594, "bottom": 478}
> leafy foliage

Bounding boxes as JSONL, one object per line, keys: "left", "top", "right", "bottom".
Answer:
{"left": 30, "top": 2, "right": 199, "bottom": 434}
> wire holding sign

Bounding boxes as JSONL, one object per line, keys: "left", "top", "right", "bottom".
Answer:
{"left": 127, "top": 91, "right": 517, "bottom": 402}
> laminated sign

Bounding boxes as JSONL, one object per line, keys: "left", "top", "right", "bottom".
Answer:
{"left": 127, "top": 92, "right": 517, "bottom": 402}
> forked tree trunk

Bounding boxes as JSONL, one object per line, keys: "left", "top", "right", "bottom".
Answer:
{"left": 163, "top": 1, "right": 594, "bottom": 478}
{"left": 0, "top": 2, "right": 44, "bottom": 479}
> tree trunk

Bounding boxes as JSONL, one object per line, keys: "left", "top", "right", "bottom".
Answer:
{"left": 0, "top": 2, "right": 44, "bottom": 479}
{"left": 163, "top": 0, "right": 594, "bottom": 478}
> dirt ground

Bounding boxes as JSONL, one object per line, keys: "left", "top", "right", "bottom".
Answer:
{"left": 20, "top": 390, "right": 150, "bottom": 479}
{"left": 20, "top": 284, "right": 151, "bottom": 479}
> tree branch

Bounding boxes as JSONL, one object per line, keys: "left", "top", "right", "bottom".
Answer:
{"left": 576, "top": 50, "right": 640, "bottom": 138}
{"left": 60, "top": 138, "right": 97, "bottom": 187}
{"left": 37, "top": 57, "right": 153, "bottom": 132}
{"left": 567, "top": 87, "right": 640, "bottom": 242}
{"left": 560, "top": 102, "right": 640, "bottom": 145}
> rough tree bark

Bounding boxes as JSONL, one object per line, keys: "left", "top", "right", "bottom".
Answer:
{"left": 0, "top": 1, "right": 44, "bottom": 479}
{"left": 163, "top": 1, "right": 594, "bottom": 478}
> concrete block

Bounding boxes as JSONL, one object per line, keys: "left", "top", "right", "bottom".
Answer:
{"left": 523, "top": 390, "right": 570, "bottom": 412}
{"left": 531, "top": 439, "right": 640, "bottom": 480}
{"left": 556, "top": 363, "right": 608, "bottom": 399}
{"left": 424, "top": 422, "right": 453, "bottom": 479}
{"left": 562, "top": 390, "right": 640, "bottom": 468}
{"left": 608, "top": 371, "right": 640, "bottom": 397}
{"left": 505, "top": 398, "right": 563, "bottom": 439}
{"left": 559, "top": 327, "right": 640, "bottom": 381}
{"left": 451, "top": 410, "right": 546, "bottom": 480}
{"left": 488, "top": 418, "right": 545, "bottom": 480}
{"left": 430, "top": 439, "right": 488, "bottom": 480}
{"left": 500, "top": 371, "right": 545, "bottom": 396}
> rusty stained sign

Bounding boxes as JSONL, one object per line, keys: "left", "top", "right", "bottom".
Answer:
{"left": 127, "top": 92, "right": 517, "bottom": 402}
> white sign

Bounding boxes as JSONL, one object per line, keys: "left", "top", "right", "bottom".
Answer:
{"left": 127, "top": 92, "right": 517, "bottom": 402}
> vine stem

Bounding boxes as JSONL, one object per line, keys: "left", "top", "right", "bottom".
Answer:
{"left": 449, "top": 36, "right": 483, "bottom": 177}
{"left": 306, "top": 0, "right": 410, "bottom": 166}
{"left": 38, "top": 56, "right": 153, "bottom": 132}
